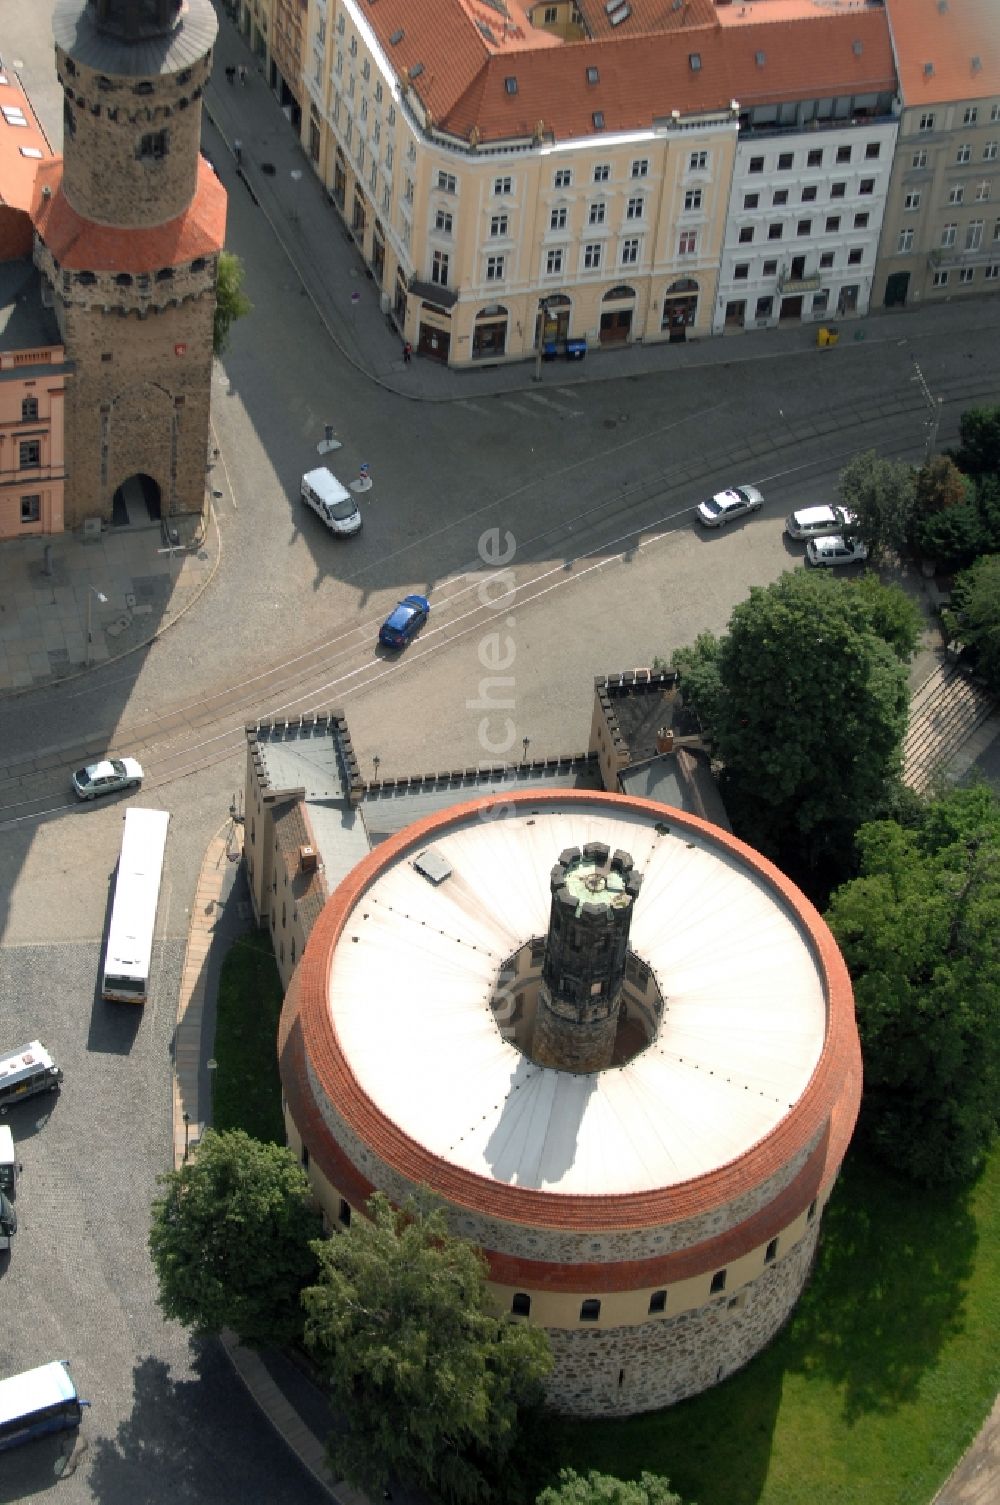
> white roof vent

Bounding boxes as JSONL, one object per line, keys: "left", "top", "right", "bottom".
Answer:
{"left": 414, "top": 848, "right": 452, "bottom": 885}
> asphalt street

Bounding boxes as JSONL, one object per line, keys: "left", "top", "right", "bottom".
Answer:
{"left": 2, "top": 4, "right": 1000, "bottom": 1503}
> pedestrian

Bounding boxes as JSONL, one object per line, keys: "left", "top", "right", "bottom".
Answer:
{"left": 402, "top": 340, "right": 412, "bottom": 365}
{"left": 234, "top": 138, "right": 242, "bottom": 167}
{"left": 225, "top": 64, "right": 235, "bottom": 85}
{"left": 238, "top": 64, "right": 247, "bottom": 86}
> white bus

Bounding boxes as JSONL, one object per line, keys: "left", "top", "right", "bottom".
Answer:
{"left": 102, "top": 808, "right": 171, "bottom": 1003}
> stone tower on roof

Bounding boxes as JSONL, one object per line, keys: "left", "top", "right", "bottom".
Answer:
{"left": 30, "top": 0, "right": 226, "bottom": 529}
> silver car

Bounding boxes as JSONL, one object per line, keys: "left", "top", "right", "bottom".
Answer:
{"left": 785, "top": 504, "right": 857, "bottom": 540}
{"left": 697, "top": 484, "right": 764, "bottom": 528}
{"left": 71, "top": 757, "right": 144, "bottom": 800}
{"left": 805, "top": 535, "right": 869, "bottom": 568}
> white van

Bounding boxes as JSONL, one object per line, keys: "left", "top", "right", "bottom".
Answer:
{"left": 0, "top": 1126, "right": 17, "bottom": 1196}
{"left": 0, "top": 1042, "right": 62, "bottom": 1114}
{"left": 300, "top": 468, "right": 362, "bottom": 537}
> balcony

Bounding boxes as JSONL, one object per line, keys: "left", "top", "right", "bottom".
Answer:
{"left": 928, "top": 245, "right": 993, "bottom": 270}
{"left": 777, "top": 271, "right": 822, "bottom": 294}
{"left": 739, "top": 112, "right": 896, "bottom": 143}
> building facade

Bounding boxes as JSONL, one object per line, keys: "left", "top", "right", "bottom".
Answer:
{"left": 278, "top": 788, "right": 861, "bottom": 1415}
{"left": 30, "top": 0, "right": 226, "bottom": 530}
{"left": 876, "top": 0, "right": 1000, "bottom": 308}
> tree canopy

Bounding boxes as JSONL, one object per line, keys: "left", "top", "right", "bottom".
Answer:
{"left": 674, "top": 570, "right": 917, "bottom": 878}
{"left": 837, "top": 450, "right": 918, "bottom": 563}
{"left": 213, "top": 250, "right": 253, "bottom": 355}
{"left": 949, "top": 404, "right": 1000, "bottom": 479}
{"left": 148, "top": 1128, "right": 321, "bottom": 1347}
{"left": 944, "top": 553, "right": 1000, "bottom": 693}
{"left": 302, "top": 1191, "right": 553, "bottom": 1504}
{"left": 826, "top": 786, "right": 1000, "bottom": 1184}
{"left": 536, "top": 1469, "right": 689, "bottom": 1505}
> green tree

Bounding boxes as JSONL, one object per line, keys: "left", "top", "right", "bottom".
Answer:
{"left": 213, "top": 250, "right": 252, "bottom": 355}
{"left": 915, "top": 504, "right": 985, "bottom": 572}
{"left": 950, "top": 404, "right": 1000, "bottom": 479}
{"left": 826, "top": 786, "right": 1000, "bottom": 1184}
{"left": 675, "top": 571, "right": 914, "bottom": 876}
{"left": 943, "top": 554, "right": 1000, "bottom": 691}
{"left": 537, "top": 1469, "right": 689, "bottom": 1505}
{"left": 838, "top": 449, "right": 918, "bottom": 562}
{"left": 671, "top": 630, "right": 724, "bottom": 733}
{"left": 302, "top": 1191, "right": 552, "bottom": 1505}
{"left": 149, "top": 1128, "right": 321, "bottom": 1346}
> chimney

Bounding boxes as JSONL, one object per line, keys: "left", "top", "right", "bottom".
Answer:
{"left": 299, "top": 845, "right": 318, "bottom": 873}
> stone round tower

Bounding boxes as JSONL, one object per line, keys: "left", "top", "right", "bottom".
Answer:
{"left": 31, "top": 0, "right": 226, "bottom": 528}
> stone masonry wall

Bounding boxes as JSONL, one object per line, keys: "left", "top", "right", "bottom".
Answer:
{"left": 56, "top": 50, "right": 212, "bottom": 226}
{"left": 542, "top": 1220, "right": 820, "bottom": 1416}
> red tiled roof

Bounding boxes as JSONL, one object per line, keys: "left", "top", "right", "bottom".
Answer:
{"left": 30, "top": 157, "right": 227, "bottom": 272}
{"left": 375, "top": 2, "right": 893, "bottom": 143}
{"left": 0, "top": 71, "right": 53, "bottom": 214}
{"left": 885, "top": 0, "right": 1000, "bottom": 107}
{"left": 576, "top": 0, "right": 719, "bottom": 41}
{"left": 280, "top": 790, "right": 861, "bottom": 1238}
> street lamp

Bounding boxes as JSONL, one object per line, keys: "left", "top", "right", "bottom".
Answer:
{"left": 85, "top": 587, "right": 108, "bottom": 667}
{"left": 533, "top": 296, "right": 553, "bottom": 384}
{"left": 521, "top": 736, "right": 530, "bottom": 764}
{"left": 183, "top": 1111, "right": 191, "bottom": 1161}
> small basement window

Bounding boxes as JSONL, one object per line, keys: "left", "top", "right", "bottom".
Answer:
{"left": 580, "top": 1299, "right": 601, "bottom": 1322}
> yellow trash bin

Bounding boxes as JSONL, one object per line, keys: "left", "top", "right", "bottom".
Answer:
{"left": 816, "top": 325, "right": 840, "bottom": 348}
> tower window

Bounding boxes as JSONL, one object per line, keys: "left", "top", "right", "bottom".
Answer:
{"left": 191, "top": 258, "right": 206, "bottom": 273}
{"left": 133, "top": 81, "right": 154, "bottom": 96}
{"left": 155, "top": 267, "right": 174, "bottom": 282}
{"left": 580, "top": 1299, "right": 601, "bottom": 1322}
{"left": 765, "top": 1237, "right": 779, "bottom": 1264}
{"left": 648, "top": 1289, "right": 667, "bottom": 1314}
{"left": 338, "top": 1199, "right": 352, "bottom": 1227}
{"left": 710, "top": 1269, "right": 727, "bottom": 1294}
{"left": 115, "top": 273, "right": 133, "bottom": 287}
{"left": 512, "top": 1292, "right": 531, "bottom": 1317}
{"left": 139, "top": 130, "right": 168, "bottom": 162}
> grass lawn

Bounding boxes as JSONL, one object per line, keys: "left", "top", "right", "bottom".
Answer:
{"left": 543, "top": 1145, "right": 1000, "bottom": 1505}
{"left": 211, "top": 929, "right": 286, "bottom": 1144}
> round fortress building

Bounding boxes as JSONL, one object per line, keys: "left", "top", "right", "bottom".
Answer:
{"left": 279, "top": 790, "right": 861, "bottom": 1416}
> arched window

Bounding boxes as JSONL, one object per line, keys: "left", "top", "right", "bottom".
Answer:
{"left": 512, "top": 1292, "right": 531, "bottom": 1317}
{"left": 603, "top": 285, "right": 636, "bottom": 301}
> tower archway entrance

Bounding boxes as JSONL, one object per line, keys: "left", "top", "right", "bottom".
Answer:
{"left": 112, "top": 473, "right": 162, "bottom": 526}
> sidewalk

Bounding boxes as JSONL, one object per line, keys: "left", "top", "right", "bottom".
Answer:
{"left": 0, "top": 508, "right": 219, "bottom": 695}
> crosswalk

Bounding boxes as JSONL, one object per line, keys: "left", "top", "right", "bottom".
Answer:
{"left": 453, "top": 387, "right": 585, "bottom": 422}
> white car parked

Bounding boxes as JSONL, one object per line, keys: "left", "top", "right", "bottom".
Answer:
{"left": 696, "top": 484, "right": 764, "bottom": 528}
{"left": 72, "top": 758, "right": 144, "bottom": 800}
{"left": 785, "top": 504, "right": 857, "bottom": 541}
{"left": 805, "top": 535, "right": 869, "bottom": 568}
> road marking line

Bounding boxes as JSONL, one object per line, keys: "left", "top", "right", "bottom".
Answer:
{"left": 526, "top": 393, "right": 582, "bottom": 416}
{"left": 455, "top": 400, "right": 488, "bottom": 413}
{"left": 498, "top": 399, "right": 537, "bottom": 416}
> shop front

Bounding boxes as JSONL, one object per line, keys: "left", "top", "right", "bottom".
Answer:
{"left": 473, "top": 305, "right": 508, "bottom": 359}
{"left": 599, "top": 286, "right": 636, "bottom": 345}
{"left": 661, "top": 278, "right": 699, "bottom": 342}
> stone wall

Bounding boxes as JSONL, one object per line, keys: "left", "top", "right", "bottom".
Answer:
{"left": 542, "top": 1220, "right": 819, "bottom": 1416}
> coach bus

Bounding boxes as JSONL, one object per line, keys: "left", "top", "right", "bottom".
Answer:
{"left": 0, "top": 1361, "right": 88, "bottom": 1453}
{"left": 102, "top": 807, "right": 171, "bottom": 1003}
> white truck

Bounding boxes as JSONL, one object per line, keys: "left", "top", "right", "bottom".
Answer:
{"left": 300, "top": 468, "right": 362, "bottom": 537}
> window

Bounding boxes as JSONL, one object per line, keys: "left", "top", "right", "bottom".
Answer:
{"left": 19, "top": 440, "right": 40, "bottom": 468}
{"left": 965, "top": 106, "right": 979, "bottom": 126}
{"left": 772, "top": 189, "right": 788, "bottom": 207}
{"left": 830, "top": 181, "right": 846, "bottom": 199}
{"left": 139, "top": 129, "right": 168, "bottom": 160}
{"left": 743, "top": 192, "right": 759, "bottom": 209}
{"left": 755, "top": 295, "right": 773, "bottom": 317}
{"left": 738, "top": 225, "right": 754, "bottom": 243}
{"left": 494, "top": 175, "right": 512, "bottom": 195}
{"left": 626, "top": 195, "right": 644, "bottom": 220}
{"left": 819, "top": 250, "right": 835, "bottom": 268}
{"left": 949, "top": 186, "right": 965, "bottom": 205}
{"left": 21, "top": 396, "right": 38, "bottom": 422}
{"left": 490, "top": 213, "right": 508, "bottom": 237}
{"left": 631, "top": 158, "right": 648, "bottom": 178}
{"left": 710, "top": 1270, "right": 727, "bottom": 1295}
{"left": 362, "top": 59, "right": 370, "bottom": 81}
{"left": 589, "top": 201, "right": 606, "bottom": 226}
{"left": 826, "top": 215, "right": 841, "bottom": 233}
{"left": 437, "top": 171, "right": 456, "bottom": 193}
{"left": 848, "top": 247, "right": 863, "bottom": 265}
{"left": 349, "top": 35, "right": 357, "bottom": 56}
{"left": 580, "top": 1299, "right": 601, "bottom": 1322}
{"left": 865, "top": 141, "right": 881, "bottom": 160}
{"left": 836, "top": 145, "right": 851, "bottom": 164}
{"left": 749, "top": 155, "right": 764, "bottom": 174}
{"left": 807, "top": 148, "right": 823, "bottom": 168}
{"left": 431, "top": 249, "right": 449, "bottom": 285}
{"left": 360, "top": 97, "right": 368, "bottom": 121}
{"left": 338, "top": 1199, "right": 352, "bottom": 1227}
{"left": 545, "top": 248, "right": 563, "bottom": 274}
{"left": 941, "top": 223, "right": 957, "bottom": 247}
{"left": 621, "top": 237, "right": 640, "bottom": 264}
{"left": 434, "top": 209, "right": 452, "bottom": 234}
{"left": 994, "top": 105, "right": 1000, "bottom": 122}
{"left": 807, "top": 1199, "right": 817, "bottom": 1222}
{"left": 20, "top": 494, "right": 40, "bottom": 523}
{"left": 375, "top": 81, "right": 383, "bottom": 103}
{"left": 648, "top": 1290, "right": 667, "bottom": 1315}
{"left": 897, "top": 227, "right": 914, "bottom": 253}
{"left": 594, "top": 163, "right": 610, "bottom": 182}
{"left": 959, "top": 267, "right": 975, "bottom": 284}
{"left": 508, "top": 1291, "right": 532, "bottom": 1319}
{"left": 762, "top": 258, "right": 778, "bottom": 275}
{"left": 544, "top": 3, "right": 557, "bottom": 18}
{"left": 967, "top": 220, "right": 984, "bottom": 250}
{"left": 854, "top": 212, "right": 870, "bottom": 228}
{"left": 976, "top": 181, "right": 992, "bottom": 201}
{"left": 583, "top": 242, "right": 602, "bottom": 269}
{"left": 801, "top": 185, "right": 817, "bottom": 203}
{"left": 912, "top": 149, "right": 928, "bottom": 169}
{"left": 550, "top": 206, "right": 567, "bottom": 231}
{"left": 486, "top": 254, "right": 505, "bottom": 280}
{"left": 554, "top": 168, "right": 572, "bottom": 188}
{"left": 778, "top": 152, "right": 793, "bottom": 170}
{"left": 995, "top": 217, "right": 1000, "bottom": 240}
{"left": 956, "top": 144, "right": 972, "bottom": 164}
{"left": 678, "top": 229, "right": 697, "bottom": 256}
{"left": 919, "top": 113, "right": 936, "bottom": 132}
{"left": 734, "top": 263, "right": 749, "bottom": 281}
{"left": 765, "top": 1238, "right": 779, "bottom": 1264}
{"left": 385, "top": 142, "right": 393, "bottom": 168}
{"left": 684, "top": 188, "right": 702, "bottom": 211}
{"left": 904, "top": 191, "right": 921, "bottom": 211}
{"left": 985, "top": 143, "right": 999, "bottom": 162}
{"left": 932, "top": 269, "right": 950, "bottom": 287}
{"left": 797, "top": 219, "right": 811, "bottom": 237}
{"left": 986, "top": 264, "right": 1000, "bottom": 280}
{"left": 689, "top": 150, "right": 708, "bottom": 171}
{"left": 768, "top": 222, "right": 783, "bottom": 240}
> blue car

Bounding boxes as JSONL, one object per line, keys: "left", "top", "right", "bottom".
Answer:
{"left": 378, "top": 593, "right": 430, "bottom": 649}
